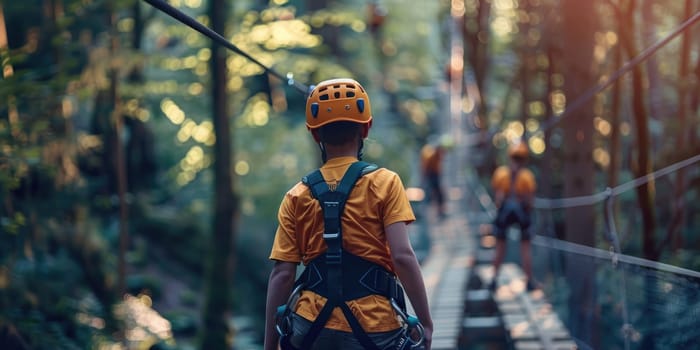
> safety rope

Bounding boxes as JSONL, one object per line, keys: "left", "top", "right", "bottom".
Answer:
{"left": 142, "top": 0, "right": 311, "bottom": 96}
{"left": 525, "top": 154, "right": 700, "bottom": 350}
{"left": 454, "top": 8, "right": 700, "bottom": 350}
{"left": 538, "top": 10, "right": 700, "bottom": 134}
{"left": 460, "top": 10, "right": 700, "bottom": 147}
{"left": 534, "top": 154, "right": 700, "bottom": 209}
{"left": 470, "top": 152, "right": 700, "bottom": 276}
{"left": 604, "top": 189, "right": 631, "bottom": 350}
{"left": 530, "top": 235, "right": 700, "bottom": 280}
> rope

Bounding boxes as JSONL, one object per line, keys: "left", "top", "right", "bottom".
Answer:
{"left": 538, "top": 10, "right": 700, "bottom": 134}
{"left": 604, "top": 190, "right": 631, "bottom": 350}
{"left": 531, "top": 235, "right": 700, "bottom": 279}
{"left": 142, "top": 0, "right": 311, "bottom": 96}
{"left": 611, "top": 154, "right": 700, "bottom": 195}
{"left": 534, "top": 154, "right": 700, "bottom": 209}
{"left": 459, "top": 11, "right": 700, "bottom": 148}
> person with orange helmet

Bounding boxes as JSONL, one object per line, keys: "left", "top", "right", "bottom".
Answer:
{"left": 264, "top": 78, "right": 433, "bottom": 350}
{"left": 489, "top": 141, "right": 538, "bottom": 292}
{"left": 420, "top": 139, "right": 447, "bottom": 219}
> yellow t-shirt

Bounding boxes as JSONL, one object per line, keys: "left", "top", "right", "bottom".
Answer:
{"left": 491, "top": 165, "right": 536, "bottom": 196}
{"left": 420, "top": 145, "right": 443, "bottom": 175}
{"left": 270, "top": 156, "right": 416, "bottom": 332}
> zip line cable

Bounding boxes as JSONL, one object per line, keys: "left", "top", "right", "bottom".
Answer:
{"left": 142, "top": 0, "right": 311, "bottom": 96}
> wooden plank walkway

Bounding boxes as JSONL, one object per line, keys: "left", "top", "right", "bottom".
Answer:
{"left": 413, "top": 213, "right": 473, "bottom": 350}
{"left": 475, "top": 263, "right": 577, "bottom": 350}
{"left": 407, "top": 156, "right": 577, "bottom": 349}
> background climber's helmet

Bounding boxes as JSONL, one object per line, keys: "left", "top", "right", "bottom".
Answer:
{"left": 508, "top": 142, "right": 529, "bottom": 159}
{"left": 305, "top": 78, "right": 372, "bottom": 129}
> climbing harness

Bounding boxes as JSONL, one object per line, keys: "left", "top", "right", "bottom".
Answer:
{"left": 390, "top": 299, "right": 425, "bottom": 349}
{"left": 275, "top": 161, "right": 425, "bottom": 349}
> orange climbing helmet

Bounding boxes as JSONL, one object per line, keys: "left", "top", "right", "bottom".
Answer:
{"left": 305, "top": 78, "right": 372, "bottom": 129}
{"left": 508, "top": 142, "right": 529, "bottom": 159}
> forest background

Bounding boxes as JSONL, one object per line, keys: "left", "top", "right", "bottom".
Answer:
{"left": 1, "top": 0, "right": 699, "bottom": 349}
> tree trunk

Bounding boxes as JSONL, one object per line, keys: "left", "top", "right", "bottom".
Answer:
{"left": 693, "top": 50, "right": 700, "bottom": 148}
{"left": 98, "top": 0, "right": 130, "bottom": 302}
{"left": 618, "top": 1, "right": 660, "bottom": 347}
{"left": 619, "top": 0, "right": 657, "bottom": 261}
{"left": 307, "top": 0, "right": 342, "bottom": 63}
{"left": 608, "top": 22, "right": 622, "bottom": 190}
{"left": 607, "top": 11, "right": 623, "bottom": 248}
{"left": 641, "top": 0, "right": 664, "bottom": 123}
{"left": 200, "top": 0, "right": 236, "bottom": 348}
{"left": 467, "top": 0, "right": 491, "bottom": 130}
{"left": 540, "top": 45, "right": 557, "bottom": 235}
{"left": 0, "top": 3, "right": 20, "bottom": 139}
{"left": 666, "top": 0, "right": 694, "bottom": 251}
{"left": 473, "top": 0, "right": 490, "bottom": 97}
{"left": 518, "top": 0, "right": 531, "bottom": 132}
{"left": 560, "top": 0, "right": 599, "bottom": 347}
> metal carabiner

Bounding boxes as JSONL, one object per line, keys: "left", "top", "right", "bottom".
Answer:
{"left": 390, "top": 298, "right": 425, "bottom": 347}
{"left": 275, "top": 284, "right": 305, "bottom": 336}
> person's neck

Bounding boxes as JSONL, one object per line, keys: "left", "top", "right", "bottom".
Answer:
{"left": 323, "top": 142, "right": 359, "bottom": 160}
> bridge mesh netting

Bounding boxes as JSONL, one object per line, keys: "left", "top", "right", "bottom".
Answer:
{"left": 531, "top": 233, "right": 700, "bottom": 350}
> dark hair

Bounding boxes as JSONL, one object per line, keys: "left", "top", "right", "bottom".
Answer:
{"left": 510, "top": 154, "right": 527, "bottom": 163}
{"left": 318, "top": 121, "right": 362, "bottom": 145}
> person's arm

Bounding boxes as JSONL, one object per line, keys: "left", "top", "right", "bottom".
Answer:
{"left": 386, "top": 221, "right": 433, "bottom": 350}
{"left": 264, "top": 260, "right": 297, "bottom": 350}
{"left": 520, "top": 170, "right": 537, "bottom": 211}
{"left": 494, "top": 190, "right": 505, "bottom": 208}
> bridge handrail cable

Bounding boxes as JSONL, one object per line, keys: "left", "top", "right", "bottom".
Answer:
{"left": 534, "top": 154, "right": 700, "bottom": 209}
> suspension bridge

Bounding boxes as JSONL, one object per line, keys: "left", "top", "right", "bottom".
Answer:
{"left": 141, "top": 1, "right": 700, "bottom": 348}
{"left": 409, "top": 144, "right": 700, "bottom": 350}
{"left": 404, "top": 5, "right": 700, "bottom": 350}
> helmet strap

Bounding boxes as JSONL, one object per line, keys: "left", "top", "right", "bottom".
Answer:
{"left": 357, "top": 139, "right": 364, "bottom": 161}
{"left": 318, "top": 143, "right": 328, "bottom": 163}
{"left": 316, "top": 137, "right": 364, "bottom": 163}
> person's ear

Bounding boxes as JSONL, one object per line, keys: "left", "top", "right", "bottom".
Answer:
{"left": 310, "top": 128, "right": 322, "bottom": 143}
{"left": 361, "top": 121, "right": 371, "bottom": 138}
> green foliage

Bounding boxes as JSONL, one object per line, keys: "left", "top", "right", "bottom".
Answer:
{"left": 1, "top": 252, "right": 107, "bottom": 349}
{"left": 127, "top": 274, "right": 164, "bottom": 300}
{"left": 10, "top": 0, "right": 700, "bottom": 348}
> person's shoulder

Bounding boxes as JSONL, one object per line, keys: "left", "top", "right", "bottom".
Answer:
{"left": 284, "top": 181, "right": 311, "bottom": 198}
{"left": 520, "top": 168, "right": 536, "bottom": 179}
{"left": 364, "top": 166, "right": 396, "bottom": 179}
{"left": 493, "top": 165, "right": 510, "bottom": 177}
{"left": 362, "top": 166, "right": 405, "bottom": 187}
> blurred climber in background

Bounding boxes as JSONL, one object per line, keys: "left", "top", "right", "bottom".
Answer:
{"left": 420, "top": 136, "right": 452, "bottom": 220}
{"left": 489, "top": 141, "right": 538, "bottom": 291}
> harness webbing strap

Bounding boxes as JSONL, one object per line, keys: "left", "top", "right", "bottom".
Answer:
{"left": 298, "top": 161, "right": 383, "bottom": 350}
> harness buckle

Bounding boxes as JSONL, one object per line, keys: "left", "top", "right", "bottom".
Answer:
{"left": 326, "top": 250, "right": 342, "bottom": 264}
{"left": 323, "top": 232, "right": 340, "bottom": 239}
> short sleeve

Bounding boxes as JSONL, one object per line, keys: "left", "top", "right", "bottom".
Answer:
{"left": 491, "top": 166, "right": 510, "bottom": 192}
{"left": 379, "top": 171, "right": 415, "bottom": 227}
{"left": 517, "top": 169, "right": 537, "bottom": 194}
{"left": 269, "top": 191, "right": 302, "bottom": 263}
